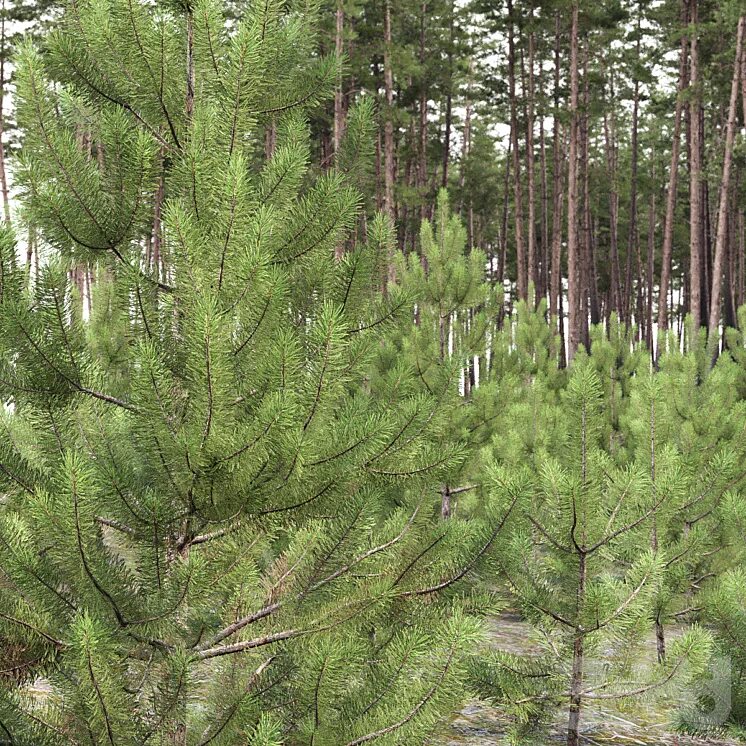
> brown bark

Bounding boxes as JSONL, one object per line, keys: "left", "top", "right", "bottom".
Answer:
{"left": 567, "top": 552, "right": 587, "bottom": 746}
{"left": 152, "top": 150, "right": 165, "bottom": 284}
{"left": 739, "top": 209, "right": 745, "bottom": 309}
{"left": 333, "top": 0, "right": 346, "bottom": 156}
{"left": 646, "top": 189, "right": 656, "bottom": 353}
{"left": 526, "top": 11, "right": 537, "bottom": 302}
{"left": 459, "top": 62, "right": 474, "bottom": 248}
{"left": 418, "top": 1, "right": 428, "bottom": 221}
{"left": 567, "top": 2, "right": 582, "bottom": 362}
{"left": 539, "top": 57, "right": 549, "bottom": 306}
{"left": 382, "top": 0, "right": 396, "bottom": 287}
{"left": 0, "top": 0, "right": 10, "bottom": 225}
{"left": 689, "top": 0, "right": 703, "bottom": 334}
{"left": 498, "top": 141, "right": 512, "bottom": 330}
{"left": 581, "top": 47, "right": 597, "bottom": 339}
{"left": 707, "top": 16, "right": 745, "bottom": 346}
{"left": 186, "top": 8, "right": 195, "bottom": 122}
{"left": 657, "top": 12, "right": 688, "bottom": 340}
{"left": 383, "top": 0, "right": 395, "bottom": 222}
{"left": 603, "top": 101, "right": 622, "bottom": 320}
{"left": 624, "top": 20, "right": 641, "bottom": 329}
{"left": 549, "top": 13, "right": 563, "bottom": 324}
{"left": 507, "top": 0, "right": 527, "bottom": 301}
{"left": 441, "top": 0, "right": 454, "bottom": 189}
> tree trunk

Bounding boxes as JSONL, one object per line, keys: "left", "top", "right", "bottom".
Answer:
{"left": 382, "top": 0, "right": 396, "bottom": 288}
{"left": 459, "top": 60, "right": 474, "bottom": 243}
{"left": 582, "top": 47, "right": 597, "bottom": 339}
{"left": 646, "top": 189, "right": 656, "bottom": 354}
{"left": 657, "top": 12, "right": 688, "bottom": 341}
{"left": 689, "top": 0, "right": 703, "bottom": 335}
{"left": 624, "top": 20, "right": 641, "bottom": 329}
{"left": 441, "top": 0, "right": 454, "bottom": 189}
{"left": 549, "top": 13, "right": 563, "bottom": 324}
{"left": 186, "top": 8, "right": 195, "bottom": 122}
{"left": 419, "top": 1, "right": 428, "bottom": 221}
{"left": 507, "top": 0, "right": 527, "bottom": 302}
{"left": 603, "top": 102, "right": 622, "bottom": 321}
{"left": 498, "top": 142, "right": 512, "bottom": 330}
{"left": 0, "top": 0, "right": 11, "bottom": 225}
{"left": 567, "top": 2, "right": 582, "bottom": 362}
{"left": 333, "top": 0, "right": 345, "bottom": 156}
{"left": 567, "top": 551, "right": 587, "bottom": 746}
{"left": 707, "top": 15, "right": 745, "bottom": 349}
{"left": 539, "top": 60, "right": 550, "bottom": 306}
{"left": 526, "top": 11, "right": 537, "bottom": 302}
{"left": 383, "top": 0, "right": 395, "bottom": 222}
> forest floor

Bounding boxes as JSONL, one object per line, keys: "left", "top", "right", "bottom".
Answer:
{"left": 436, "top": 614, "right": 745, "bottom": 746}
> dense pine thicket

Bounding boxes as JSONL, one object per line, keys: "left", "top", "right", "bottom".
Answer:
{"left": 1, "top": 1, "right": 746, "bottom": 746}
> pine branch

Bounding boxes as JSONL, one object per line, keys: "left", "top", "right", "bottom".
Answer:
{"left": 344, "top": 646, "right": 456, "bottom": 745}
{"left": 195, "top": 628, "right": 304, "bottom": 661}
{"left": 400, "top": 495, "right": 517, "bottom": 597}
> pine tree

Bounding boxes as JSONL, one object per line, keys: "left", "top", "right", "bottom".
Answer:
{"left": 471, "top": 359, "right": 712, "bottom": 746}
{"left": 0, "top": 2, "right": 511, "bottom": 742}
{"left": 622, "top": 345, "right": 746, "bottom": 663}
{"left": 378, "top": 188, "right": 500, "bottom": 520}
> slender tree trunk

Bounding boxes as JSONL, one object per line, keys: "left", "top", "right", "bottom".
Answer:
{"left": 604, "top": 103, "right": 622, "bottom": 320}
{"left": 383, "top": 0, "right": 395, "bottom": 222}
{"left": 333, "top": 0, "right": 345, "bottom": 156}
{"left": 382, "top": 0, "right": 396, "bottom": 287}
{"left": 153, "top": 148, "right": 165, "bottom": 284}
{"left": 646, "top": 189, "right": 656, "bottom": 354}
{"left": 526, "top": 9, "right": 537, "bottom": 302}
{"left": 567, "top": 551, "right": 587, "bottom": 746}
{"left": 582, "top": 48, "right": 597, "bottom": 338}
{"left": 459, "top": 60, "right": 473, "bottom": 228}
{"left": 186, "top": 7, "right": 195, "bottom": 122}
{"left": 0, "top": 0, "right": 11, "bottom": 225}
{"left": 725, "top": 187, "right": 737, "bottom": 332}
{"left": 707, "top": 15, "right": 745, "bottom": 348}
{"left": 539, "top": 60, "right": 550, "bottom": 306}
{"left": 567, "top": 2, "right": 582, "bottom": 361}
{"left": 418, "top": 1, "right": 428, "bottom": 221}
{"left": 658, "top": 13, "right": 688, "bottom": 341}
{"left": 689, "top": 0, "right": 702, "bottom": 335}
{"left": 441, "top": 0, "right": 454, "bottom": 189}
{"left": 498, "top": 142, "right": 512, "bottom": 330}
{"left": 625, "top": 21, "right": 641, "bottom": 329}
{"left": 507, "top": 0, "right": 527, "bottom": 301}
{"left": 739, "top": 209, "right": 745, "bottom": 310}
{"left": 549, "top": 13, "right": 563, "bottom": 324}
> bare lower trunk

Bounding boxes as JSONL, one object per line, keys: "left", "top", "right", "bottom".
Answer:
{"left": 625, "top": 23, "right": 641, "bottom": 328}
{"left": 418, "top": 2, "right": 428, "bottom": 220}
{"left": 383, "top": 0, "right": 396, "bottom": 287}
{"left": 567, "top": 551, "right": 587, "bottom": 746}
{"left": 567, "top": 2, "right": 581, "bottom": 361}
{"left": 658, "top": 5, "right": 688, "bottom": 339}
{"left": 186, "top": 8, "right": 195, "bottom": 122}
{"left": 689, "top": 0, "right": 702, "bottom": 334}
{"left": 0, "top": 0, "right": 10, "bottom": 225}
{"left": 440, "top": 484, "right": 451, "bottom": 520}
{"left": 707, "top": 15, "right": 745, "bottom": 349}
{"left": 549, "top": 13, "right": 563, "bottom": 323}
{"left": 507, "top": 0, "right": 526, "bottom": 301}
{"left": 441, "top": 0, "right": 454, "bottom": 188}
{"left": 656, "top": 617, "right": 666, "bottom": 662}
{"left": 526, "top": 17, "right": 537, "bottom": 302}
{"left": 333, "top": 1, "right": 345, "bottom": 155}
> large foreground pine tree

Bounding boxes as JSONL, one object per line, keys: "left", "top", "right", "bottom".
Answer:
{"left": 0, "top": 1, "right": 508, "bottom": 742}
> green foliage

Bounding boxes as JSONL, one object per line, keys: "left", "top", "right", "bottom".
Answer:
{"left": 0, "top": 2, "right": 506, "bottom": 743}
